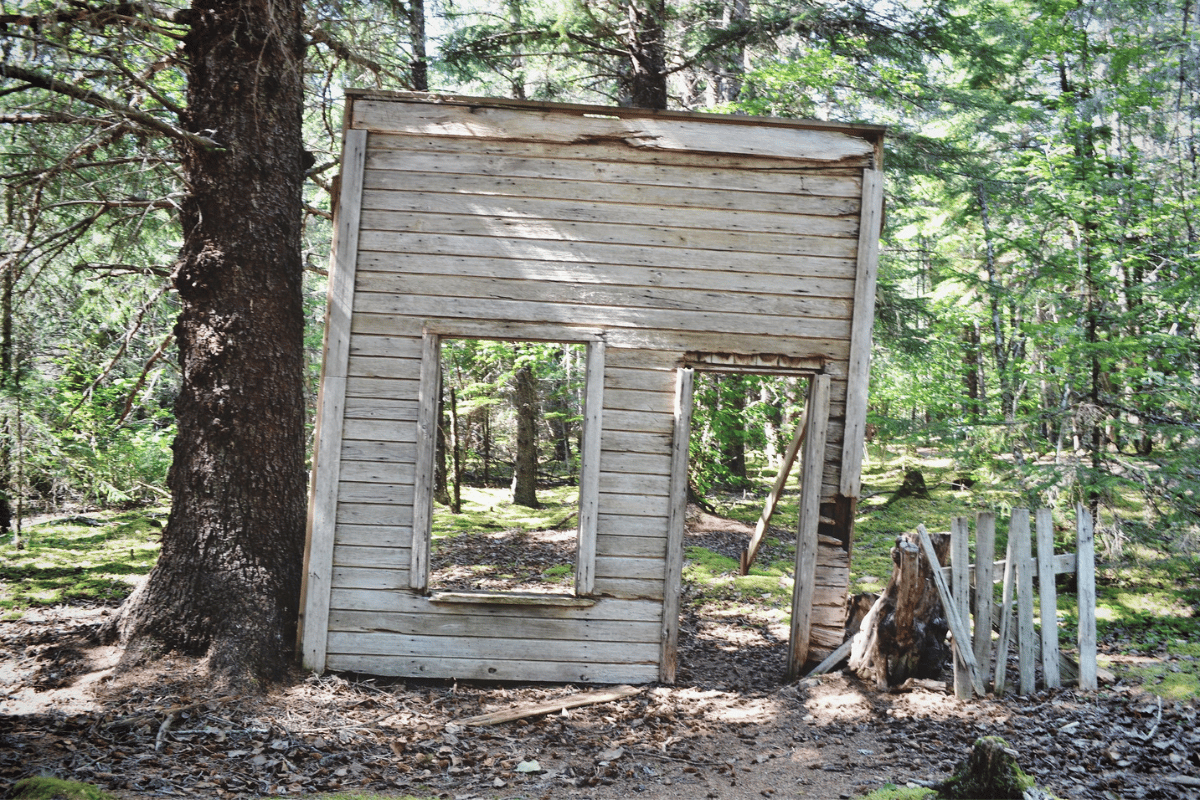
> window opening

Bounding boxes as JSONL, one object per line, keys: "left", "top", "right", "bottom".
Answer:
{"left": 427, "top": 338, "right": 589, "bottom": 596}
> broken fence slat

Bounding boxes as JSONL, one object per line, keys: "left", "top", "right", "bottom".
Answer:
{"left": 917, "top": 525, "right": 985, "bottom": 697}
{"left": 458, "top": 684, "right": 642, "bottom": 727}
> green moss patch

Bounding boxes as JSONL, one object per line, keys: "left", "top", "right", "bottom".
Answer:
{"left": 12, "top": 776, "right": 119, "bottom": 800}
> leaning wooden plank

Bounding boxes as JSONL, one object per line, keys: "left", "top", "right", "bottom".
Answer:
{"left": 408, "top": 333, "right": 439, "bottom": 591}
{"left": 1076, "top": 504, "right": 1098, "bottom": 690}
{"left": 458, "top": 685, "right": 643, "bottom": 727}
{"left": 1012, "top": 508, "right": 1036, "bottom": 695}
{"left": 300, "top": 128, "right": 368, "bottom": 674}
{"left": 993, "top": 534, "right": 1018, "bottom": 696}
{"left": 972, "top": 512, "right": 997, "bottom": 686}
{"left": 840, "top": 169, "right": 883, "bottom": 498}
{"left": 661, "top": 368, "right": 695, "bottom": 683}
{"left": 807, "top": 637, "right": 854, "bottom": 677}
{"left": 741, "top": 416, "right": 806, "bottom": 574}
{"left": 951, "top": 517, "right": 972, "bottom": 700}
{"left": 787, "top": 374, "right": 830, "bottom": 678}
{"left": 916, "top": 525, "right": 985, "bottom": 696}
{"left": 574, "top": 340, "right": 604, "bottom": 597}
{"left": 352, "top": 99, "right": 876, "bottom": 163}
{"left": 1036, "top": 508, "right": 1062, "bottom": 689}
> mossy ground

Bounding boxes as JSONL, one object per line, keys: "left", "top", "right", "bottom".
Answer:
{"left": 11, "top": 776, "right": 119, "bottom": 800}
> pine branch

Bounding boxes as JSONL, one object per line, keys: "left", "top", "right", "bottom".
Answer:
{"left": 0, "top": 63, "right": 221, "bottom": 151}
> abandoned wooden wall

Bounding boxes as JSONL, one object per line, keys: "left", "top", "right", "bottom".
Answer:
{"left": 300, "top": 92, "right": 883, "bottom": 683}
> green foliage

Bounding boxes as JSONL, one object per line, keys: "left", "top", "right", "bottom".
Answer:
{"left": 0, "top": 508, "right": 163, "bottom": 612}
{"left": 12, "top": 776, "right": 118, "bottom": 800}
{"left": 860, "top": 786, "right": 936, "bottom": 800}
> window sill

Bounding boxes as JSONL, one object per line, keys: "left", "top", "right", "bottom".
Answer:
{"left": 429, "top": 591, "right": 597, "bottom": 608}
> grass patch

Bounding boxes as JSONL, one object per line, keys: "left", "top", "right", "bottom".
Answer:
{"left": 0, "top": 508, "right": 164, "bottom": 612}
{"left": 859, "top": 784, "right": 936, "bottom": 800}
{"left": 431, "top": 485, "right": 578, "bottom": 538}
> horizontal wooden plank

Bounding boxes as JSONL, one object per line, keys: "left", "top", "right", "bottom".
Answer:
{"left": 328, "top": 588, "right": 663, "bottom": 622}
{"left": 597, "top": 492, "right": 671, "bottom": 517}
{"left": 600, "top": 430, "right": 673, "bottom": 455}
{"left": 331, "top": 608, "right": 659, "bottom": 643}
{"left": 332, "top": 566, "right": 410, "bottom": 591}
{"left": 344, "top": 375, "right": 420, "bottom": 400}
{"left": 599, "top": 452, "right": 672, "bottom": 476}
{"left": 324, "top": 652, "right": 659, "bottom": 683}
{"left": 597, "top": 516, "right": 669, "bottom": 541}
{"left": 603, "top": 409, "right": 674, "bottom": 435}
{"left": 353, "top": 100, "right": 875, "bottom": 163}
{"left": 333, "top": 524, "right": 413, "bottom": 548}
{"left": 337, "top": 481, "right": 414, "bottom": 505}
{"left": 346, "top": 354, "right": 421, "bottom": 380}
{"left": 358, "top": 210, "right": 859, "bottom": 260}
{"left": 349, "top": 333, "right": 425, "bottom": 359}
{"left": 362, "top": 168, "right": 861, "bottom": 219}
{"left": 327, "top": 630, "right": 661, "bottom": 663}
{"left": 338, "top": 460, "right": 415, "bottom": 485}
{"left": 357, "top": 259, "right": 856, "bottom": 306}
{"left": 600, "top": 472, "right": 671, "bottom": 496}
{"left": 333, "top": 543, "right": 413, "bottom": 570}
{"left": 366, "top": 131, "right": 869, "bottom": 191}
{"left": 360, "top": 188, "right": 860, "bottom": 239}
{"left": 605, "top": 348, "right": 681, "bottom": 370}
{"left": 336, "top": 502, "right": 414, "bottom": 527}
{"left": 351, "top": 312, "right": 852, "bottom": 362}
{"left": 357, "top": 231, "right": 858, "bottom": 280}
{"left": 809, "top": 625, "right": 844, "bottom": 651}
{"left": 594, "top": 555, "right": 666, "bottom": 581}
{"left": 596, "top": 534, "right": 667, "bottom": 559}
{"left": 356, "top": 273, "right": 854, "bottom": 323}
{"left": 605, "top": 369, "right": 677, "bottom": 393}
{"left": 341, "top": 440, "right": 417, "bottom": 464}
{"left": 592, "top": 576, "right": 665, "bottom": 600}
{"left": 341, "top": 418, "right": 417, "bottom": 444}
{"left": 343, "top": 397, "right": 419, "bottom": 422}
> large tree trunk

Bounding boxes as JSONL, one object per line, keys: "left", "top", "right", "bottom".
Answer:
{"left": 511, "top": 361, "right": 541, "bottom": 508}
{"left": 104, "top": 0, "right": 307, "bottom": 688}
{"left": 621, "top": 0, "right": 668, "bottom": 109}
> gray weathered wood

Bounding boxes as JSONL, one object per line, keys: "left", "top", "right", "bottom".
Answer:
{"left": 300, "top": 127, "right": 367, "bottom": 673}
{"left": 352, "top": 97, "right": 878, "bottom": 162}
{"left": 741, "top": 413, "right": 806, "bottom": 574}
{"left": 1012, "top": 508, "right": 1036, "bottom": 695}
{"left": 408, "top": 332, "right": 439, "bottom": 591}
{"left": 1076, "top": 504, "right": 1098, "bottom": 691}
{"left": 840, "top": 169, "right": 883, "bottom": 498}
{"left": 951, "top": 517, "right": 972, "bottom": 700}
{"left": 972, "top": 512, "right": 997, "bottom": 686}
{"left": 787, "top": 374, "right": 830, "bottom": 678}
{"left": 575, "top": 339, "right": 605, "bottom": 596}
{"left": 993, "top": 532, "right": 1017, "bottom": 696}
{"left": 460, "top": 685, "right": 642, "bottom": 727}
{"left": 660, "top": 368, "right": 693, "bottom": 683}
{"left": 916, "top": 525, "right": 984, "bottom": 696}
{"left": 1036, "top": 508, "right": 1061, "bottom": 689}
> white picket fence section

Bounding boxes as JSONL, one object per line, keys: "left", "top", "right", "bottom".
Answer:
{"left": 925, "top": 504, "right": 1098, "bottom": 699}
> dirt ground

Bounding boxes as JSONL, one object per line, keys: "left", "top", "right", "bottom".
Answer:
{"left": 2, "top": 516, "right": 1199, "bottom": 799}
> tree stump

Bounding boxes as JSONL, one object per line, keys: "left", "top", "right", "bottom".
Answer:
{"left": 848, "top": 530, "right": 949, "bottom": 690}
{"left": 935, "top": 736, "right": 1036, "bottom": 799}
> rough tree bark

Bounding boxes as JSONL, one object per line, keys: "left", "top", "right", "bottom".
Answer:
{"left": 849, "top": 530, "right": 950, "bottom": 690}
{"left": 511, "top": 361, "right": 541, "bottom": 508}
{"left": 104, "top": 0, "right": 308, "bottom": 688}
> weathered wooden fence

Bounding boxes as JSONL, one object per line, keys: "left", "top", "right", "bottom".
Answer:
{"left": 921, "top": 505, "right": 1098, "bottom": 699}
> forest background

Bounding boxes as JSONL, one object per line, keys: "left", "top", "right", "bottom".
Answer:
{"left": 0, "top": 0, "right": 1197, "bottom": 663}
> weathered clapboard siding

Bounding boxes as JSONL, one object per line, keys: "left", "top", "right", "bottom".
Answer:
{"left": 300, "top": 92, "right": 885, "bottom": 684}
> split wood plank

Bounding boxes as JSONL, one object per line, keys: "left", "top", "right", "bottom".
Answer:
{"left": 352, "top": 99, "right": 877, "bottom": 163}
{"left": 951, "top": 517, "right": 972, "bottom": 700}
{"left": 993, "top": 532, "right": 1017, "bottom": 696}
{"left": 916, "top": 525, "right": 985, "bottom": 697}
{"left": 972, "top": 512, "right": 997, "bottom": 687}
{"left": 1012, "top": 509, "right": 1036, "bottom": 695}
{"left": 660, "top": 368, "right": 694, "bottom": 684}
{"left": 459, "top": 685, "right": 643, "bottom": 727}
{"left": 1076, "top": 504, "right": 1098, "bottom": 691}
{"left": 575, "top": 340, "right": 605, "bottom": 596}
{"left": 408, "top": 333, "right": 440, "bottom": 591}
{"left": 740, "top": 414, "right": 806, "bottom": 574}
{"left": 787, "top": 374, "right": 830, "bottom": 679}
{"left": 840, "top": 169, "right": 883, "bottom": 498}
{"left": 301, "top": 127, "right": 367, "bottom": 674}
{"left": 1036, "top": 508, "right": 1062, "bottom": 689}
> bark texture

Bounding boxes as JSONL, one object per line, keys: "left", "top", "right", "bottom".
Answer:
{"left": 105, "top": 0, "right": 308, "bottom": 688}
{"left": 849, "top": 530, "right": 950, "bottom": 690}
{"left": 511, "top": 361, "right": 540, "bottom": 508}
